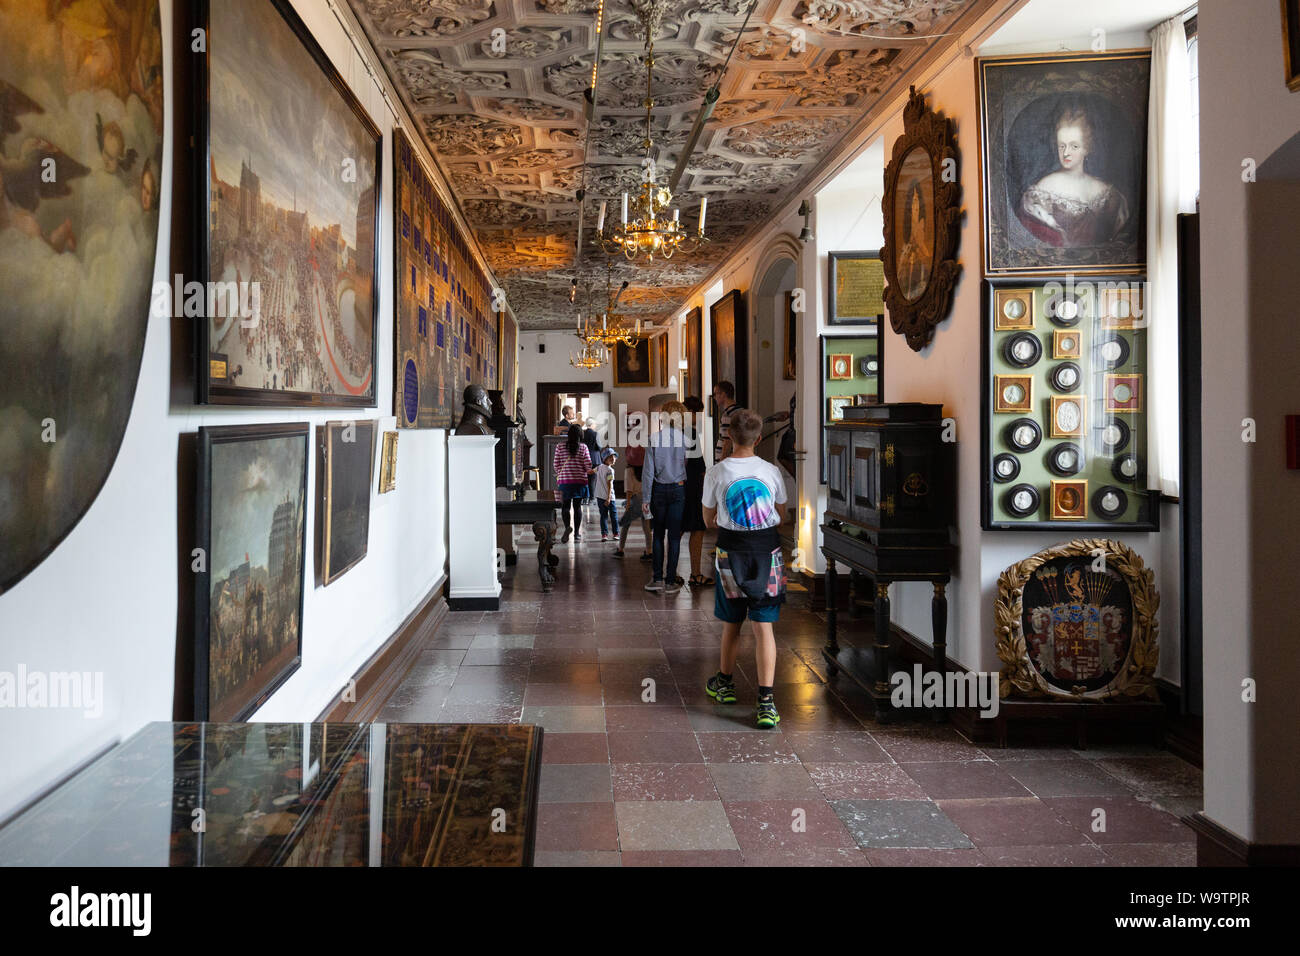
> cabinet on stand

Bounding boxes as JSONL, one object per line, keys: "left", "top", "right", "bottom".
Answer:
{"left": 821, "top": 403, "right": 957, "bottom": 721}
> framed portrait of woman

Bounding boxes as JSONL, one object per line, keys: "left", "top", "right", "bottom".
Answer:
{"left": 978, "top": 51, "right": 1151, "bottom": 276}
{"left": 613, "top": 338, "right": 652, "bottom": 387}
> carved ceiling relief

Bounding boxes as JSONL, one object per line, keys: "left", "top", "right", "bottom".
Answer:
{"left": 347, "top": 0, "right": 981, "bottom": 327}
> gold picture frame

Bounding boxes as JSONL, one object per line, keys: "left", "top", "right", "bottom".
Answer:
{"left": 378, "top": 430, "right": 398, "bottom": 493}
{"left": 1052, "top": 329, "right": 1082, "bottom": 359}
{"left": 994, "top": 374, "right": 1033, "bottom": 414}
{"left": 827, "top": 395, "right": 853, "bottom": 422}
{"left": 1099, "top": 284, "right": 1144, "bottom": 328}
{"left": 1049, "top": 479, "right": 1088, "bottom": 520}
{"left": 993, "top": 289, "right": 1035, "bottom": 330}
{"left": 1104, "top": 373, "right": 1144, "bottom": 413}
{"left": 995, "top": 538, "right": 1160, "bottom": 702}
{"left": 828, "top": 353, "right": 854, "bottom": 380}
{"left": 1050, "top": 395, "right": 1087, "bottom": 437}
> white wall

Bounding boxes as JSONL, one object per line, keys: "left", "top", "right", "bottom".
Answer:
{"left": 0, "top": 0, "right": 459, "bottom": 821}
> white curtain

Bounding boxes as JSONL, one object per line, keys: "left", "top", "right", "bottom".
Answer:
{"left": 1146, "top": 15, "right": 1198, "bottom": 498}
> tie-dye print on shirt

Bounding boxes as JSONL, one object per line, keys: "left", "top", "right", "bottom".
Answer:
{"left": 703, "top": 456, "right": 787, "bottom": 532}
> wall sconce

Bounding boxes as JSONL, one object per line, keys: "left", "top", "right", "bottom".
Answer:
{"left": 797, "top": 200, "right": 813, "bottom": 243}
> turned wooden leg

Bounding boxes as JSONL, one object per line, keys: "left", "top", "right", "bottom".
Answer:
{"left": 824, "top": 557, "right": 840, "bottom": 664}
{"left": 932, "top": 582, "right": 948, "bottom": 722}
{"left": 873, "top": 581, "right": 892, "bottom": 696}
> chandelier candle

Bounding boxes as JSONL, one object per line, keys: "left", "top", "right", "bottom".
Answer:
{"left": 622, "top": 191, "right": 628, "bottom": 225}
{"left": 597, "top": 200, "right": 606, "bottom": 234}
{"left": 698, "top": 196, "right": 707, "bottom": 235}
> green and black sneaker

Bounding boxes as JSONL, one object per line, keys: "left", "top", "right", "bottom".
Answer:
{"left": 705, "top": 672, "right": 737, "bottom": 704}
{"left": 756, "top": 696, "right": 781, "bottom": 729}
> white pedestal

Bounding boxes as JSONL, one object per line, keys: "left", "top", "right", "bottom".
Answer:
{"left": 448, "top": 434, "right": 501, "bottom": 611}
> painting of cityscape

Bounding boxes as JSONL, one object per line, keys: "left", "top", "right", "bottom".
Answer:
{"left": 196, "top": 423, "right": 308, "bottom": 722}
{"left": 394, "top": 128, "right": 499, "bottom": 428}
{"left": 320, "top": 419, "right": 375, "bottom": 585}
{"left": 0, "top": 0, "right": 164, "bottom": 595}
{"left": 197, "top": 0, "right": 380, "bottom": 407}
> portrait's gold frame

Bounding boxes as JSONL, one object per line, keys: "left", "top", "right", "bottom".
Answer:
{"left": 995, "top": 538, "right": 1160, "bottom": 701}
{"left": 378, "top": 430, "right": 398, "bottom": 493}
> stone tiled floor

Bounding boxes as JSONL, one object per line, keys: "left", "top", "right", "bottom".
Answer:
{"left": 376, "top": 520, "right": 1199, "bottom": 866}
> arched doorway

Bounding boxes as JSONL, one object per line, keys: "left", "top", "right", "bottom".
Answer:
{"left": 750, "top": 235, "right": 802, "bottom": 528}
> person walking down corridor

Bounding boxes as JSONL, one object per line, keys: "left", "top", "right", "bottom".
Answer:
{"left": 553, "top": 424, "right": 594, "bottom": 543}
{"left": 595, "top": 449, "right": 620, "bottom": 541}
{"left": 643, "top": 400, "right": 690, "bottom": 594}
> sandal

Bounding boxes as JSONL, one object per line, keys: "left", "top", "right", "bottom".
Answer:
{"left": 688, "top": 574, "right": 714, "bottom": 589}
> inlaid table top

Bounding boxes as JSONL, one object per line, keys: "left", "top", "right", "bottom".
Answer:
{"left": 0, "top": 721, "right": 542, "bottom": 867}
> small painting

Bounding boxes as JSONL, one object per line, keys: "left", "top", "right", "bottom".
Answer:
{"left": 979, "top": 51, "right": 1151, "bottom": 275}
{"left": 828, "top": 251, "right": 885, "bottom": 326}
{"left": 1052, "top": 330, "right": 1082, "bottom": 359}
{"left": 1098, "top": 283, "right": 1144, "bottom": 328}
{"left": 894, "top": 151, "right": 936, "bottom": 302}
{"left": 828, "top": 354, "right": 854, "bottom": 380}
{"left": 827, "top": 396, "right": 853, "bottom": 422}
{"left": 320, "top": 420, "right": 375, "bottom": 585}
{"left": 613, "top": 337, "right": 652, "bottom": 387}
{"left": 378, "top": 431, "right": 398, "bottom": 493}
{"left": 196, "top": 423, "right": 308, "bottom": 721}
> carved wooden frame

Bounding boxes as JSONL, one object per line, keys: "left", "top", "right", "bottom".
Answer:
{"left": 882, "top": 86, "right": 962, "bottom": 352}
{"left": 995, "top": 538, "right": 1160, "bottom": 702}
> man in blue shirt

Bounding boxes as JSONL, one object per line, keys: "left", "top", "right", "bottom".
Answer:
{"left": 643, "top": 400, "right": 691, "bottom": 593}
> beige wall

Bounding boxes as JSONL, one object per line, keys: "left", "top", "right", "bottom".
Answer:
{"left": 1198, "top": 0, "right": 1300, "bottom": 844}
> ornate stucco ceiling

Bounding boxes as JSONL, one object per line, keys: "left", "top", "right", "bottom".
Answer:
{"left": 347, "top": 0, "right": 985, "bottom": 329}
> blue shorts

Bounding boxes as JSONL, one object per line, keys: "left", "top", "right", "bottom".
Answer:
{"left": 713, "top": 571, "right": 782, "bottom": 624}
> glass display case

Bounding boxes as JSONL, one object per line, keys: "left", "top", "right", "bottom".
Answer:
{"left": 981, "top": 277, "right": 1160, "bottom": 531}
{"left": 819, "top": 332, "right": 882, "bottom": 482}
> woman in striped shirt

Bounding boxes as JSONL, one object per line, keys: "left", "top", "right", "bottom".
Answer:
{"left": 554, "top": 424, "right": 595, "bottom": 542}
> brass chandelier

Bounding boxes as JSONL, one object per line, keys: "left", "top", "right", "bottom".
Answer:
{"left": 594, "top": 32, "right": 707, "bottom": 262}
{"left": 573, "top": 257, "right": 644, "bottom": 356}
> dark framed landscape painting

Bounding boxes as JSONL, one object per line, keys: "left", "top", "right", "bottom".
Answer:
{"left": 196, "top": 423, "right": 308, "bottom": 721}
{"left": 193, "top": 0, "right": 381, "bottom": 407}
{"left": 710, "top": 289, "right": 749, "bottom": 410}
{"left": 319, "top": 419, "right": 375, "bottom": 585}
{"left": 978, "top": 51, "right": 1150, "bottom": 276}
{"left": 0, "top": 0, "right": 164, "bottom": 595}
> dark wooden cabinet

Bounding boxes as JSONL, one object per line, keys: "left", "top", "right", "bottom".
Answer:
{"left": 821, "top": 403, "right": 957, "bottom": 719}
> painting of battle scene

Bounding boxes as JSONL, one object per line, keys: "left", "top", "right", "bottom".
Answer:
{"left": 197, "top": 423, "right": 307, "bottom": 722}
{"left": 200, "top": 0, "right": 379, "bottom": 406}
{"left": 0, "top": 0, "right": 163, "bottom": 594}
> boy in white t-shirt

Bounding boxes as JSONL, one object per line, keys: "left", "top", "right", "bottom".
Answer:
{"left": 595, "top": 449, "right": 620, "bottom": 541}
{"left": 700, "top": 408, "right": 788, "bottom": 729}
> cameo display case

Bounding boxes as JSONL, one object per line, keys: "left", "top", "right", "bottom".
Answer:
{"left": 819, "top": 332, "right": 883, "bottom": 481}
{"left": 981, "top": 277, "right": 1159, "bottom": 530}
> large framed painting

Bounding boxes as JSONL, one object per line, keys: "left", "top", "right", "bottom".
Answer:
{"left": 613, "top": 337, "right": 653, "bottom": 387}
{"left": 1284, "top": 0, "right": 1300, "bottom": 91}
{"left": 193, "top": 0, "right": 381, "bottom": 407}
{"left": 978, "top": 51, "right": 1151, "bottom": 276}
{"left": 882, "top": 87, "right": 961, "bottom": 352}
{"left": 393, "top": 128, "right": 498, "bottom": 427}
{"left": 827, "top": 251, "right": 885, "bottom": 327}
{"left": 0, "top": 0, "right": 164, "bottom": 595}
{"left": 710, "top": 289, "right": 749, "bottom": 409}
{"left": 196, "top": 423, "right": 308, "bottom": 722}
{"left": 995, "top": 538, "right": 1160, "bottom": 702}
{"left": 657, "top": 334, "right": 670, "bottom": 387}
{"left": 684, "top": 307, "right": 703, "bottom": 398}
{"left": 498, "top": 310, "right": 519, "bottom": 416}
{"left": 319, "top": 419, "right": 375, "bottom": 586}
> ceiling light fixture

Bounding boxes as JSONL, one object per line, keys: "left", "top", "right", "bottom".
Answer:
{"left": 594, "top": 14, "right": 706, "bottom": 262}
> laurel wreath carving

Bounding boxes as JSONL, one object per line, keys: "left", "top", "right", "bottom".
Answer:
{"left": 994, "top": 538, "right": 1160, "bottom": 702}
{"left": 881, "top": 86, "right": 962, "bottom": 352}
